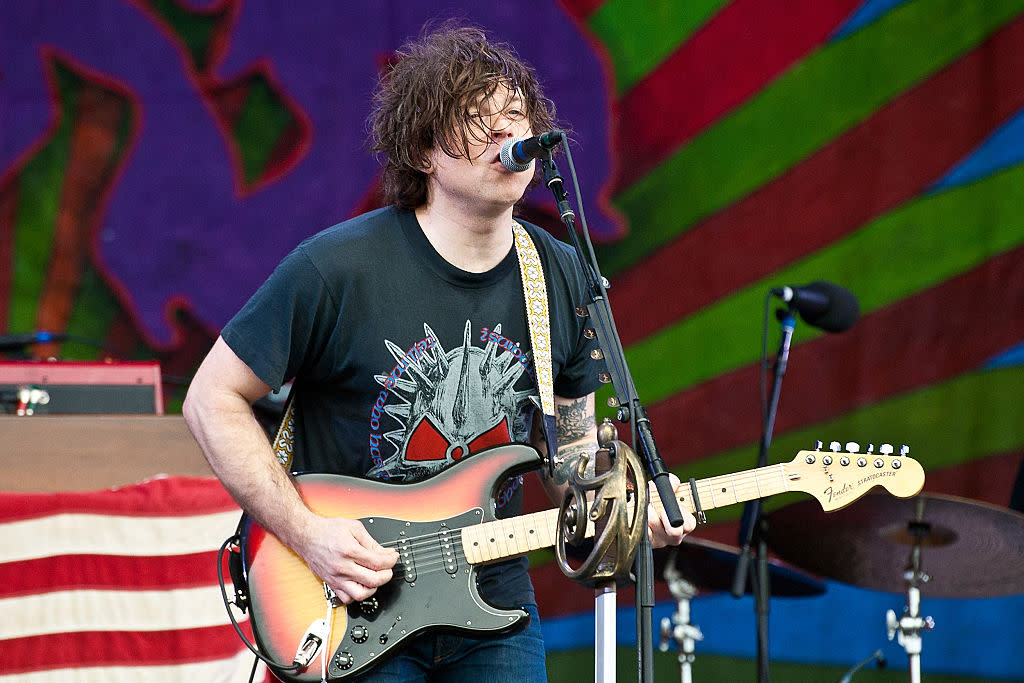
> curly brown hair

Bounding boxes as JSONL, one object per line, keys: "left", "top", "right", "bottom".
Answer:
{"left": 369, "top": 24, "right": 557, "bottom": 210}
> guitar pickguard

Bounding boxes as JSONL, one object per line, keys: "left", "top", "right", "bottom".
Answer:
{"left": 325, "top": 510, "right": 528, "bottom": 679}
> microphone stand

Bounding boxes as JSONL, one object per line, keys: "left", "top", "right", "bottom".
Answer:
{"left": 730, "top": 306, "right": 796, "bottom": 683}
{"left": 540, "top": 148, "right": 684, "bottom": 683}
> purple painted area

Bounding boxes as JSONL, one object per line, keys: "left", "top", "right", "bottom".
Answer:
{"left": 0, "top": 0, "right": 616, "bottom": 344}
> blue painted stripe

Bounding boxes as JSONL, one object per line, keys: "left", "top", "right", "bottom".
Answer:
{"left": 929, "top": 107, "right": 1024, "bottom": 193}
{"left": 831, "top": 0, "right": 915, "bottom": 41}
{"left": 985, "top": 339, "right": 1024, "bottom": 369}
{"left": 541, "top": 581, "right": 1024, "bottom": 680}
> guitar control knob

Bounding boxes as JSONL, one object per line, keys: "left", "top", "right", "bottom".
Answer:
{"left": 350, "top": 625, "right": 368, "bottom": 643}
{"left": 359, "top": 597, "right": 379, "bottom": 617}
{"left": 334, "top": 651, "right": 354, "bottom": 670}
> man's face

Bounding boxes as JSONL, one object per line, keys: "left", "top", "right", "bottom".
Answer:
{"left": 423, "top": 84, "right": 535, "bottom": 212}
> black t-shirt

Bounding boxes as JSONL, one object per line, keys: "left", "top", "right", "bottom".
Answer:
{"left": 222, "top": 206, "right": 602, "bottom": 607}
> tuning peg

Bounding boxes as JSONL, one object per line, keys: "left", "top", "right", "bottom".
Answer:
{"left": 845, "top": 441, "right": 860, "bottom": 453}
{"left": 814, "top": 440, "right": 823, "bottom": 450}
{"left": 829, "top": 441, "right": 841, "bottom": 452}
{"left": 899, "top": 444, "right": 910, "bottom": 457}
{"left": 880, "top": 444, "right": 894, "bottom": 455}
{"left": 866, "top": 443, "right": 875, "bottom": 455}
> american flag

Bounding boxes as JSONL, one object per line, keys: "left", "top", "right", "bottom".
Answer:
{"left": 0, "top": 476, "right": 271, "bottom": 682}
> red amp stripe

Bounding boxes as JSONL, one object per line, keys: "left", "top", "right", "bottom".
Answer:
{"left": 613, "top": 0, "right": 861, "bottom": 191}
{"left": 613, "top": 13, "right": 1024, "bottom": 347}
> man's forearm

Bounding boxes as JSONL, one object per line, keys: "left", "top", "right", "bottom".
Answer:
{"left": 538, "top": 394, "right": 598, "bottom": 503}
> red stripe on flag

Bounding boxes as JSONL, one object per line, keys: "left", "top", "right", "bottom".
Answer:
{"left": 613, "top": 0, "right": 861, "bottom": 192}
{"left": 0, "top": 476, "right": 236, "bottom": 522}
{"left": 614, "top": 13, "right": 1024, "bottom": 346}
{"left": 0, "top": 623, "right": 253, "bottom": 674}
{"left": 0, "top": 551, "right": 225, "bottom": 598}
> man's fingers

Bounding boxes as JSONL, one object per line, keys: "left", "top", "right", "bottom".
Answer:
{"left": 345, "top": 521, "right": 400, "bottom": 569}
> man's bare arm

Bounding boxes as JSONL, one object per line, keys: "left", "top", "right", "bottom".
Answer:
{"left": 182, "top": 336, "right": 396, "bottom": 603}
{"left": 533, "top": 392, "right": 695, "bottom": 547}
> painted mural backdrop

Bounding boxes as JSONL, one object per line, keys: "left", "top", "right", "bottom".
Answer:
{"left": 2, "top": 1, "right": 1024, "bottom": 681}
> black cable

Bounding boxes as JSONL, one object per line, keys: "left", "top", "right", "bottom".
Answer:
{"left": 216, "top": 536, "right": 303, "bottom": 674}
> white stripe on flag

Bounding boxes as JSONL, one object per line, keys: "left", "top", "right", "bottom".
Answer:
{"left": 0, "top": 648, "right": 266, "bottom": 683}
{"left": 0, "top": 585, "right": 244, "bottom": 640}
{"left": 0, "top": 510, "right": 241, "bottom": 563}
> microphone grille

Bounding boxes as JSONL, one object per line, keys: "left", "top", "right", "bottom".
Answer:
{"left": 499, "top": 137, "right": 532, "bottom": 173}
{"left": 805, "top": 281, "right": 860, "bottom": 333}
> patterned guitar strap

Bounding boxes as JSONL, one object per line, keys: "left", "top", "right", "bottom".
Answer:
{"left": 269, "top": 220, "right": 558, "bottom": 470}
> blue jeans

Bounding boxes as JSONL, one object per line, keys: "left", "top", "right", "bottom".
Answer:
{"left": 351, "top": 604, "right": 547, "bottom": 682}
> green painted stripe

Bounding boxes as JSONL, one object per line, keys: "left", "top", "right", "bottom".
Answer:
{"left": 62, "top": 263, "right": 122, "bottom": 360}
{"left": 674, "top": 365, "right": 1024, "bottom": 524}
{"left": 149, "top": 0, "right": 218, "bottom": 71}
{"left": 234, "top": 75, "right": 295, "bottom": 185}
{"left": 587, "top": 0, "right": 727, "bottom": 94}
{"left": 8, "top": 62, "right": 77, "bottom": 332}
{"left": 599, "top": 0, "right": 1024, "bottom": 275}
{"left": 623, "top": 162, "right": 1024, "bottom": 406}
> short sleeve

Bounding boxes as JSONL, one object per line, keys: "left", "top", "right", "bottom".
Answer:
{"left": 221, "top": 245, "right": 339, "bottom": 391}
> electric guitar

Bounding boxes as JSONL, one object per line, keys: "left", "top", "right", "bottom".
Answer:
{"left": 236, "top": 442, "right": 924, "bottom": 681}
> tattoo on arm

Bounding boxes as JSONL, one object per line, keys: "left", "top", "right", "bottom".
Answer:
{"left": 556, "top": 398, "right": 593, "bottom": 445}
{"left": 546, "top": 444, "right": 594, "bottom": 486}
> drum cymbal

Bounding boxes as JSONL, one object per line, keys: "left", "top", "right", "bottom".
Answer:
{"left": 654, "top": 536, "right": 825, "bottom": 597}
{"left": 767, "top": 492, "right": 1024, "bottom": 598}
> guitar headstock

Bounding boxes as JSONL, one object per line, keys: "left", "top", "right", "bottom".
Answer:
{"left": 786, "top": 441, "right": 925, "bottom": 512}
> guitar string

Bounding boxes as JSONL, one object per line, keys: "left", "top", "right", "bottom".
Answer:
{"left": 363, "top": 464, "right": 790, "bottom": 554}
{"left": 352, "top": 466, "right": 789, "bottom": 560}
{"left": 329, "top": 460, "right": 890, "bottom": 579}
{"left": 310, "top": 462, "right": 898, "bottom": 589}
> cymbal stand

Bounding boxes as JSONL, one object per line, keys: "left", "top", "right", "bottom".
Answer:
{"left": 885, "top": 502, "right": 935, "bottom": 683}
{"left": 658, "top": 559, "right": 703, "bottom": 683}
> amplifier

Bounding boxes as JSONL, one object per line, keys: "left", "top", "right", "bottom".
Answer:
{"left": 0, "top": 361, "right": 163, "bottom": 415}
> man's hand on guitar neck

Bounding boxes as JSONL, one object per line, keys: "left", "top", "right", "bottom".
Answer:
{"left": 297, "top": 515, "right": 399, "bottom": 604}
{"left": 647, "top": 474, "right": 696, "bottom": 549}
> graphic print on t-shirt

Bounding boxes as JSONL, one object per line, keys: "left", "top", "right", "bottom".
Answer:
{"left": 366, "top": 320, "right": 536, "bottom": 486}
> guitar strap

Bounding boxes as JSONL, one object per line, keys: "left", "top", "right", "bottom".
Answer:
{"left": 270, "top": 220, "right": 558, "bottom": 470}
{"left": 511, "top": 220, "right": 559, "bottom": 463}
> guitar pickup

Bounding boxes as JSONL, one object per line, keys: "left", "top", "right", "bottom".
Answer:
{"left": 397, "top": 538, "right": 416, "bottom": 583}
{"left": 438, "top": 527, "right": 458, "bottom": 575}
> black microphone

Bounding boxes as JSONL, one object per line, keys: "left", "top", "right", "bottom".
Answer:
{"left": 770, "top": 281, "right": 859, "bottom": 333}
{"left": 499, "top": 130, "right": 564, "bottom": 172}
{"left": 0, "top": 331, "right": 69, "bottom": 351}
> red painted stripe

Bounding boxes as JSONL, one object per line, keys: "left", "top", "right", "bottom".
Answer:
{"left": 0, "top": 623, "right": 251, "bottom": 674}
{"left": 646, "top": 244, "right": 1024, "bottom": 465}
{"left": 0, "top": 551, "right": 224, "bottom": 599}
{"left": 0, "top": 476, "right": 236, "bottom": 522}
{"left": 556, "top": 0, "right": 607, "bottom": 22}
{"left": 613, "top": 0, "right": 861, "bottom": 192}
{"left": 614, "top": 14, "right": 1024, "bottom": 346}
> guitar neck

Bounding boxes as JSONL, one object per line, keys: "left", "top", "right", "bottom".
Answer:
{"left": 461, "top": 462, "right": 793, "bottom": 564}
